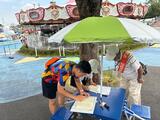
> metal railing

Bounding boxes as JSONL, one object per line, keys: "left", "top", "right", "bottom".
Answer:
{"left": 0, "top": 40, "right": 22, "bottom": 57}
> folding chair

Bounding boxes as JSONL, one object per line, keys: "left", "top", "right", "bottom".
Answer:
{"left": 123, "top": 100, "right": 151, "bottom": 120}
{"left": 123, "top": 105, "right": 145, "bottom": 120}
{"left": 130, "top": 104, "right": 151, "bottom": 120}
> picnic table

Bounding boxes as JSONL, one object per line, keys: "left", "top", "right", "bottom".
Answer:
{"left": 51, "top": 87, "right": 126, "bottom": 120}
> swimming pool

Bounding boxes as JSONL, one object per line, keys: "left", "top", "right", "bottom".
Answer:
{"left": 0, "top": 40, "right": 22, "bottom": 56}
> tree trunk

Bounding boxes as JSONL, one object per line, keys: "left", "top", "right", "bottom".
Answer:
{"left": 75, "top": 0, "right": 102, "bottom": 61}
{"left": 75, "top": 0, "right": 102, "bottom": 19}
{"left": 79, "top": 43, "right": 99, "bottom": 61}
{"left": 75, "top": 0, "right": 102, "bottom": 83}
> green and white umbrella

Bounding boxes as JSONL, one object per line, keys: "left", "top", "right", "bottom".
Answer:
{"left": 48, "top": 16, "right": 160, "bottom": 44}
{"left": 48, "top": 16, "right": 160, "bottom": 101}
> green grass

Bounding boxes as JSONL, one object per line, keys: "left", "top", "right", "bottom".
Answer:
{"left": 18, "top": 43, "right": 147, "bottom": 57}
{"left": 18, "top": 46, "right": 79, "bottom": 57}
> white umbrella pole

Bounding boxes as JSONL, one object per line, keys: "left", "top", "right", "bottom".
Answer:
{"left": 100, "top": 44, "right": 103, "bottom": 99}
{"left": 103, "top": 44, "right": 106, "bottom": 55}
{"left": 99, "top": 44, "right": 109, "bottom": 110}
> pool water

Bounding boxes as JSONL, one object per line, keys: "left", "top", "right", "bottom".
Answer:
{"left": 0, "top": 40, "right": 22, "bottom": 56}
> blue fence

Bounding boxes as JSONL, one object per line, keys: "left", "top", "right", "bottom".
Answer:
{"left": 0, "top": 40, "right": 22, "bottom": 56}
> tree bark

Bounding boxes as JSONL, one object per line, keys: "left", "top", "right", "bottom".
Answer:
{"left": 75, "top": 0, "right": 102, "bottom": 19}
{"left": 75, "top": 0, "right": 102, "bottom": 83}
{"left": 79, "top": 43, "right": 99, "bottom": 61}
{"left": 75, "top": 0, "right": 102, "bottom": 61}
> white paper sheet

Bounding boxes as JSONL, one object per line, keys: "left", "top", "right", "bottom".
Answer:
{"left": 70, "top": 96, "right": 97, "bottom": 114}
{"left": 88, "top": 85, "right": 111, "bottom": 96}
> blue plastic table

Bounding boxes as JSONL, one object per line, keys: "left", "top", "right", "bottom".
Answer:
{"left": 51, "top": 87, "right": 126, "bottom": 120}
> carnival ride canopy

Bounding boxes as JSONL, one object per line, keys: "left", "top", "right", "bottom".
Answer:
{"left": 15, "top": 1, "right": 148, "bottom": 24}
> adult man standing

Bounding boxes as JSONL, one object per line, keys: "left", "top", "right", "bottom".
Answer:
{"left": 106, "top": 45, "right": 144, "bottom": 106}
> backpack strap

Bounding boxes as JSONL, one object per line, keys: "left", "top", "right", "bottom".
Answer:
{"left": 45, "top": 57, "right": 60, "bottom": 72}
{"left": 45, "top": 57, "right": 60, "bottom": 69}
{"left": 118, "top": 51, "right": 130, "bottom": 73}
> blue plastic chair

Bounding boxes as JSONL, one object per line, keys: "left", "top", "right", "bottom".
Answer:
{"left": 123, "top": 105, "right": 145, "bottom": 120}
{"left": 130, "top": 104, "right": 151, "bottom": 120}
{"left": 123, "top": 99, "right": 151, "bottom": 120}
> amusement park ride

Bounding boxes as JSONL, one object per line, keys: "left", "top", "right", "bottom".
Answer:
{"left": 15, "top": 0, "right": 148, "bottom": 25}
{"left": 15, "top": 0, "right": 148, "bottom": 49}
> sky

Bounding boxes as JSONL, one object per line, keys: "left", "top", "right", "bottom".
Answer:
{"left": 0, "top": 0, "right": 147, "bottom": 25}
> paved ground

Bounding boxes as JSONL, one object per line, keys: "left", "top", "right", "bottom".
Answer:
{"left": 0, "top": 66, "right": 159, "bottom": 120}
{"left": 141, "top": 66, "right": 160, "bottom": 120}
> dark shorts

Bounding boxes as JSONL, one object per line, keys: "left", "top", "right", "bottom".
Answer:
{"left": 42, "top": 80, "right": 57, "bottom": 99}
{"left": 42, "top": 77, "right": 87, "bottom": 99}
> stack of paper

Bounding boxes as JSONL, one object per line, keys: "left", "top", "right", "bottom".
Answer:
{"left": 70, "top": 96, "right": 97, "bottom": 114}
{"left": 88, "top": 85, "right": 111, "bottom": 96}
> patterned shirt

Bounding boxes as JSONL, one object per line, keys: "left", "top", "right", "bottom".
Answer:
{"left": 42, "top": 59, "right": 75, "bottom": 86}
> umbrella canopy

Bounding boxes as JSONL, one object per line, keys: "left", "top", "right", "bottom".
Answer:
{"left": 48, "top": 16, "right": 160, "bottom": 44}
{"left": 49, "top": 16, "right": 160, "bottom": 101}
{"left": 48, "top": 22, "right": 80, "bottom": 43}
